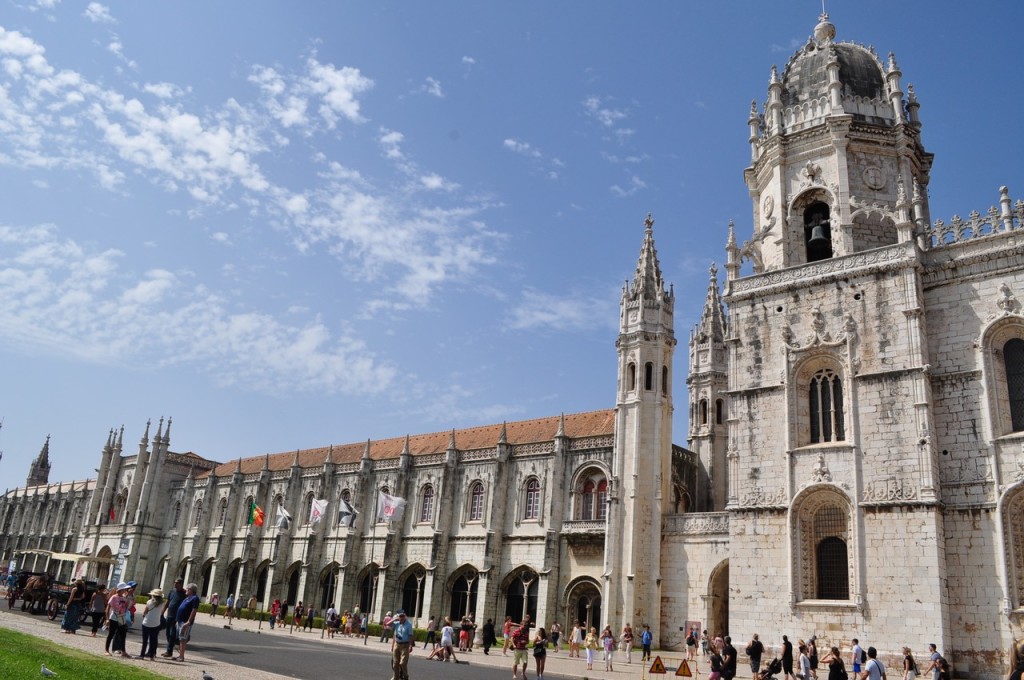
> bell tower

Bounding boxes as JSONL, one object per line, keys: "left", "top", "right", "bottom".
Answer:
{"left": 606, "top": 213, "right": 675, "bottom": 643}
{"left": 738, "top": 13, "right": 934, "bottom": 275}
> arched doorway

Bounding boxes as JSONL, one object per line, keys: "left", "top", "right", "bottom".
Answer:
{"left": 707, "top": 560, "right": 729, "bottom": 637}
{"left": 200, "top": 559, "right": 214, "bottom": 598}
{"left": 95, "top": 546, "right": 113, "bottom": 586}
{"left": 254, "top": 560, "right": 269, "bottom": 603}
{"left": 285, "top": 563, "right": 301, "bottom": 605}
{"left": 399, "top": 565, "right": 426, "bottom": 618}
{"left": 357, "top": 563, "right": 380, "bottom": 614}
{"left": 226, "top": 560, "right": 241, "bottom": 599}
{"left": 319, "top": 563, "right": 339, "bottom": 611}
{"left": 448, "top": 566, "right": 478, "bottom": 622}
{"left": 502, "top": 568, "right": 538, "bottom": 623}
{"left": 564, "top": 577, "right": 602, "bottom": 632}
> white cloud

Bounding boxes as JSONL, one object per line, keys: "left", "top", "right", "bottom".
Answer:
{"left": 0, "top": 223, "right": 396, "bottom": 394}
{"left": 378, "top": 129, "right": 404, "bottom": 159}
{"left": 142, "top": 82, "right": 183, "bottom": 99}
{"left": 210, "top": 232, "right": 231, "bottom": 245}
{"left": 610, "top": 175, "right": 647, "bottom": 197}
{"left": 461, "top": 56, "right": 475, "bottom": 65}
{"left": 508, "top": 289, "right": 617, "bottom": 332}
{"left": 420, "top": 173, "right": 457, "bottom": 191}
{"left": 304, "top": 58, "right": 373, "bottom": 127}
{"left": 583, "top": 95, "right": 627, "bottom": 127}
{"left": 503, "top": 138, "right": 542, "bottom": 158}
{"left": 422, "top": 76, "right": 443, "bottom": 98}
{"left": 83, "top": 2, "right": 115, "bottom": 24}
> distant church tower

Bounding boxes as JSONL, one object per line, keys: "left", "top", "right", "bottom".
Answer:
{"left": 722, "top": 12, "right": 944, "bottom": 642}
{"left": 687, "top": 263, "right": 728, "bottom": 511}
{"left": 27, "top": 435, "right": 52, "bottom": 487}
{"left": 606, "top": 213, "right": 675, "bottom": 641}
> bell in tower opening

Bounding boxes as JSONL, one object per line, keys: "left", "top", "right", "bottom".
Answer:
{"left": 804, "top": 201, "right": 833, "bottom": 262}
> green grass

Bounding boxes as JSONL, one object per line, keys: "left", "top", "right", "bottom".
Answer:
{"left": 0, "top": 627, "right": 171, "bottom": 679}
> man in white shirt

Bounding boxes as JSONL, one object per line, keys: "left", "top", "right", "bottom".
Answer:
{"left": 864, "top": 647, "right": 886, "bottom": 680}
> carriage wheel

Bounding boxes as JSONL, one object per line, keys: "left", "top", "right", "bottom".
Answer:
{"left": 47, "top": 599, "right": 58, "bottom": 621}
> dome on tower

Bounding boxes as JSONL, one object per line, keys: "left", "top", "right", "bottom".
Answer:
{"left": 778, "top": 15, "right": 893, "bottom": 125}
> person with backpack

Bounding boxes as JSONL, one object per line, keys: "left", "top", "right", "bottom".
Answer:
{"left": 641, "top": 624, "right": 653, "bottom": 663}
{"left": 923, "top": 645, "right": 941, "bottom": 680}
{"left": 851, "top": 639, "right": 865, "bottom": 680}
{"left": 687, "top": 625, "right": 699, "bottom": 662}
{"left": 864, "top": 647, "right": 886, "bottom": 680}
{"left": 746, "top": 633, "right": 764, "bottom": 679}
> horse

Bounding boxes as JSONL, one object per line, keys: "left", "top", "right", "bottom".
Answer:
{"left": 20, "top": 574, "right": 50, "bottom": 614}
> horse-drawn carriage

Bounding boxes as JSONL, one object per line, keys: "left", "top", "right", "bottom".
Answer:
{"left": 7, "top": 550, "right": 116, "bottom": 618}
{"left": 46, "top": 579, "right": 100, "bottom": 622}
{"left": 6, "top": 570, "right": 50, "bottom": 613}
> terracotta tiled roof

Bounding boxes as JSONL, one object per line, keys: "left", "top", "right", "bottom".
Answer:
{"left": 199, "top": 409, "right": 615, "bottom": 479}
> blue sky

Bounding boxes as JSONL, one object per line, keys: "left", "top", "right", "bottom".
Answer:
{"left": 1, "top": 1, "right": 1021, "bottom": 485}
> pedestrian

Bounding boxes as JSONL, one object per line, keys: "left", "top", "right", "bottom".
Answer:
{"left": 390, "top": 609, "right": 413, "bottom": 680}
{"left": 622, "top": 622, "right": 634, "bottom": 664}
{"left": 809, "top": 637, "right": 819, "bottom": 679}
{"left": 482, "top": 618, "right": 496, "bottom": 654}
{"left": 723, "top": 635, "right": 738, "bottom": 680}
{"left": 602, "top": 625, "right": 617, "bottom": 671}
{"left": 247, "top": 594, "right": 257, "bottom": 620}
{"left": 326, "top": 604, "right": 338, "bottom": 637}
{"left": 800, "top": 643, "right": 811, "bottom": 680}
{"left": 209, "top": 592, "right": 219, "bottom": 617}
{"left": 269, "top": 599, "right": 280, "bottom": 630}
{"left": 459, "top": 615, "right": 472, "bottom": 651}
{"left": 294, "top": 601, "right": 305, "bottom": 630}
{"left": 381, "top": 611, "right": 393, "bottom": 643}
{"left": 584, "top": 626, "right": 598, "bottom": 671}
{"left": 864, "top": 647, "right": 886, "bottom": 680}
{"left": 687, "top": 624, "right": 699, "bottom": 662}
{"left": 782, "top": 634, "right": 795, "bottom": 680}
{"left": 226, "top": 593, "right": 235, "bottom": 624}
{"left": 175, "top": 582, "right": 201, "bottom": 662}
{"left": 425, "top": 615, "right": 437, "bottom": 650}
{"left": 935, "top": 658, "right": 950, "bottom": 680}
{"left": 161, "top": 578, "right": 186, "bottom": 657}
{"left": 533, "top": 626, "right": 548, "bottom": 680}
{"left": 923, "top": 645, "right": 941, "bottom": 680}
{"left": 88, "top": 584, "right": 107, "bottom": 637}
{"left": 305, "top": 605, "right": 315, "bottom": 632}
{"left": 138, "top": 588, "right": 164, "bottom": 659}
{"left": 703, "top": 629, "right": 710, "bottom": 657}
{"left": 467, "top": 612, "right": 477, "bottom": 651}
{"left": 847, "top": 639, "right": 864, "bottom": 680}
{"left": 571, "top": 620, "right": 584, "bottom": 658}
{"left": 511, "top": 615, "right": 532, "bottom": 680}
{"left": 60, "top": 578, "right": 86, "bottom": 634}
{"left": 641, "top": 623, "right": 653, "bottom": 663}
{"left": 746, "top": 633, "right": 764, "bottom": 679}
{"left": 902, "top": 646, "right": 918, "bottom": 680}
{"left": 503, "top": 615, "right": 514, "bottom": 656}
{"left": 280, "top": 600, "right": 289, "bottom": 628}
{"left": 822, "top": 646, "right": 846, "bottom": 680}
{"left": 124, "top": 581, "right": 138, "bottom": 631}
{"left": 104, "top": 582, "right": 130, "bottom": 657}
{"left": 709, "top": 645, "right": 724, "bottom": 680}
{"left": 440, "top": 616, "right": 457, "bottom": 662}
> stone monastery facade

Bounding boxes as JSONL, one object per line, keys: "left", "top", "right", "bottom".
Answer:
{"left": 2, "top": 13, "right": 1024, "bottom": 678}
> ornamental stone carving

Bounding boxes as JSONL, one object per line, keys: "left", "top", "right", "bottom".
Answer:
{"left": 811, "top": 453, "right": 832, "bottom": 483}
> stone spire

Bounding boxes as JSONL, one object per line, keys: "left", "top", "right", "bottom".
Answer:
{"left": 498, "top": 422, "right": 508, "bottom": 445}
{"left": 696, "top": 263, "right": 727, "bottom": 343}
{"left": 555, "top": 412, "right": 566, "bottom": 439}
{"left": 163, "top": 417, "right": 172, "bottom": 446}
{"left": 26, "top": 435, "right": 52, "bottom": 487}
{"left": 627, "top": 213, "right": 671, "bottom": 303}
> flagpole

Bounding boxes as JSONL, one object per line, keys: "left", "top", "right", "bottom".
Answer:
{"left": 364, "top": 486, "right": 379, "bottom": 646}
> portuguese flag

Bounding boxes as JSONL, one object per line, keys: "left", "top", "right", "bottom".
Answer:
{"left": 248, "top": 501, "right": 266, "bottom": 527}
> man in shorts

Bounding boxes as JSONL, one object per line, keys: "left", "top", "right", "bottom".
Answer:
{"left": 851, "top": 639, "right": 865, "bottom": 680}
{"left": 511, "top": 614, "right": 532, "bottom": 680}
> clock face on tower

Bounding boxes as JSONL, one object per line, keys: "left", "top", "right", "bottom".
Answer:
{"left": 762, "top": 194, "right": 775, "bottom": 219}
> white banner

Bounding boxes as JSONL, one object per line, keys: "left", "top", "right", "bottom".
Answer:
{"left": 309, "top": 499, "right": 328, "bottom": 524}
{"left": 376, "top": 492, "right": 407, "bottom": 524}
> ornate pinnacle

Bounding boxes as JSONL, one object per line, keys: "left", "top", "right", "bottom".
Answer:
{"left": 555, "top": 413, "right": 566, "bottom": 438}
{"left": 769, "top": 65, "right": 779, "bottom": 85}
{"left": 498, "top": 421, "right": 508, "bottom": 445}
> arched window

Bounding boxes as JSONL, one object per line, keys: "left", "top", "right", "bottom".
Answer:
{"left": 809, "top": 369, "right": 845, "bottom": 443}
{"left": 715, "top": 399, "right": 724, "bottom": 425}
{"left": 341, "top": 488, "right": 351, "bottom": 502}
{"left": 804, "top": 201, "right": 833, "bottom": 262}
{"left": 420, "top": 485, "right": 435, "bottom": 523}
{"left": 378, "top": 486, "right": 390, "bottom": 524}
{"left": 699, "top": 399, "right": 708, "bottom": 426}
{"left": 628, "top": 363, "right": 637, "bottom": 392}
{"left": 662, "top": 366, "right": 669, "bottom": 396}
{"left": 171, "top": 502, "right": 182, "bottom": 530}
{"left": 468, "top": 482, "right": 485, "bottom": 522}
{"left": 1003, "top": 486, "right": 1024, "bottom": 608}
{"left": 242, "top": 496, "right": 254, "bottom": 526}
{"left": 575, "top": 471, "right": 608, "bottom": 521}
{"left": 795, "top": 490, "right": 851, "bottom": 602}
{"left": 192, "top": 500, "right": 203, "bottom": 529}
{"left": 1005, "top": 338, "right": 1024, "bottom": 431}
{"left": 304, "top": 492, "right": 315, "bottom": 526}
{"left": 524, "top": 478, "right": 541, "bottom": 520}
{"left": 644, "top": 362, "right": 654, "bottom": 390}
{"left": 217, "top": 498, "right": 228, "bottom": 527}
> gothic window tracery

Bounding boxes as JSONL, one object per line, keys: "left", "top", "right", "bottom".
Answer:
{"left": 628, "top": 363, "right": 637, "bottom": 392}
{"left": 1005, "top": 338, "right": 1024, "bottom": 432}
{"left": 1004, "top": 486, "right": 1024, "bottom": 608}
{"left": 524, "top": 478, "right": 541, "bottom": 520}
{"left": 171, "top": 501, "right": 181, "bottom": 530}
{"left": 419, "top": 484, "right": 435, "bottom": 523}
{"left": 794, "top": 489, "right": 852, "bottom": 602}
{"left": 468, "top": 482, "right": 485, "bottom": 522}
{"left": 191, "top": 499, "right": 203, "bottom": 529}
{"left": 575, "top": 469, "right": 608, "bottom": 521}
{"left": 809, "top": 368, "right": 845, "bottom": 443}
{"left": 645, "top": 362, "right": 654, "bottom": 390}
{"left": 699, "top": 399, "right": 708, "bottom": 426}
{"left": 217, "top": 497, "right": 228, "bottom": 527}
{"left": 303, "top": 492, "right": 315, "bottom": 526}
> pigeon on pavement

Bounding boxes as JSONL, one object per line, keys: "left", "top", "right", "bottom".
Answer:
{"left": 202, "top": 671, "right": 214, "bottom": 680}
{"left": 41, "top": 665, "right": 58, "bottom": 677}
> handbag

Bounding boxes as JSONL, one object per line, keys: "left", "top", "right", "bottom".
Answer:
{"left": 110, "top": 611, "right": 126, "bottom": 625}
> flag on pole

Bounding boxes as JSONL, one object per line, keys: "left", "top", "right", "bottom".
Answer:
{"left": 376, "top": 492, "right": 407, "bottom": 524}
{"left": 337, "top": 497, "right": 358, "bottom": 528}
{"left": 276, "top": 505, "right": 292, "bottom": 530}
{"left": 248, "top": 501, "right": 265, "bottom": 527}
{"left": 309, "top": 499, "right": 328, "bottom": 525}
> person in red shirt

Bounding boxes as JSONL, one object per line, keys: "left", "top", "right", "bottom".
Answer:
{"left": 511, "top": 614, "right": 532, "bottom": 680}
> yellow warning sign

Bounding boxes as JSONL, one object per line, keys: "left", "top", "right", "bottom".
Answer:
{"left": 649, "top": 655, "right": 667, "bottom": 674}
{"left": 676, "top": 659, "right": 693, "bottom": 677}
